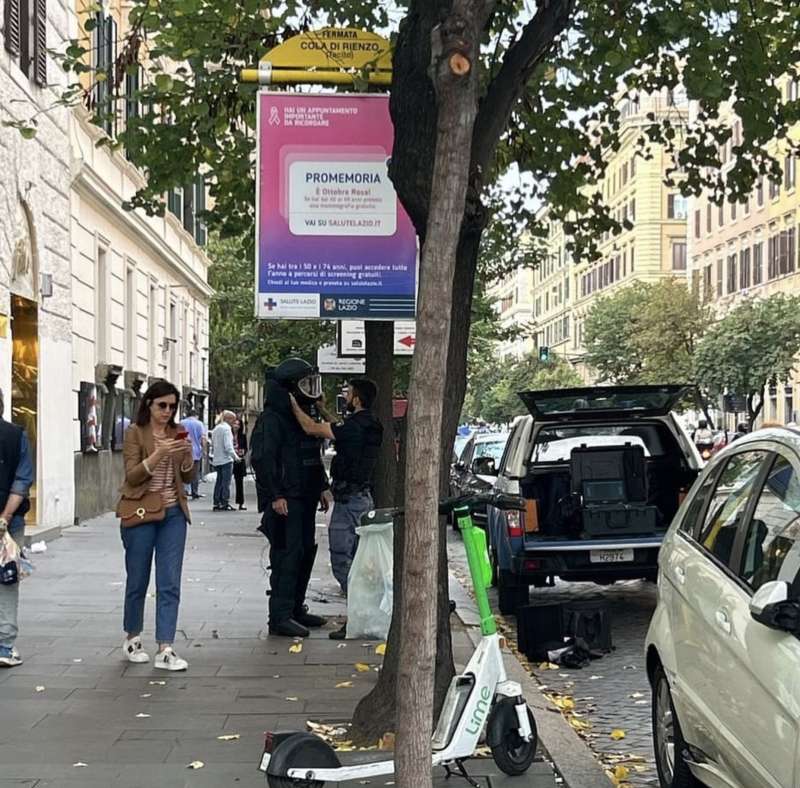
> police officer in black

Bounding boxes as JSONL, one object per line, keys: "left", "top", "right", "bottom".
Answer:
{"left": 250, "top": 359, "right": 331, "bottom": 638}
{"left": 290, "top": 378, "right": 383, "bottom": 638}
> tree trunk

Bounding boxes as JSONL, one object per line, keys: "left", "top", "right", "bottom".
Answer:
{"left": 395, "top": 7, "right": 488, "bottom": 787}
{"left": 366, "top": 321, "right": 397, "bottom": 509}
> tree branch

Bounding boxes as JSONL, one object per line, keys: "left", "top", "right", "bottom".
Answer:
{"left": 471, "top": 0, "right": 575, "bottom": 173}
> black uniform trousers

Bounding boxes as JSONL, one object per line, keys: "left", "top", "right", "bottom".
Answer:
{"left": 260, "top": 496, "right": 319, "bottom": 623}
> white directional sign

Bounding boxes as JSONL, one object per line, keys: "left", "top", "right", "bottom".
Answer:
{"left": 317, "top": 344, "right": 366, "bottom": 374}
{"left": 338, "top": 320, "right": 416, "bottom": 356}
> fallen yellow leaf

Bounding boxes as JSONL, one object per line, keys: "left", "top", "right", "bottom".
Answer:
{"left": 217, "top": 734, "right": 240, "bottom": 742}
{"left": 610, "top": 729, "right": 626, "bottom": 741}
{"left": 614, "top": 764, "right": 630, "bottom": 781}
{"left": 538, "top": 662, "right": 559, "bottom": 670}
{"left": 355, "top": 662, "right": 370, "bottom": 672}
{"left": 375, "top": 643, "right": 386, "bottom": 655}
{"left": 289, "top": 643, "right": 303, "bottom": 654}
{"left": 551, "top": 696, "right": 575, "bottom": 711}
{"left": 336, "top": 681, "right": 354, "bottom": 688}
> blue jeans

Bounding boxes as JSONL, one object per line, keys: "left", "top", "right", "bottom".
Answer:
{"left": 329, "top": 492, "right": 373, "bottom": 593}
{"left": 213, "top": 463, "right": 233, "bottom": 508}
{"left": 0, "top": 519, "right": 24, "bottom": 649}
{"left": 120, "top": 506, "right": 187, "bottom": 644}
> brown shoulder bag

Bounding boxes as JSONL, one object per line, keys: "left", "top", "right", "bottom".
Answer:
{"left": 116, "top": 492, "right": 165, "bottom": 528}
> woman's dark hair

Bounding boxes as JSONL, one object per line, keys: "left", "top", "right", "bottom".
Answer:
{"left": 135, "top": 380, "right": 181, "bottom": 427}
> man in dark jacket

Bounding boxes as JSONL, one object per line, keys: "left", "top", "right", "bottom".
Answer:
{"left": 291, "top": 378, "right": 383, "bottom": 638}
{"left": 250, "top": 359, "right": 331, "bottom": 638}
{"left": 0, "top": 388, "right": 34, "bottom": 667}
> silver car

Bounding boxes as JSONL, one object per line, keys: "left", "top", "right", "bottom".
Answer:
{"left": 646, "top": 427, "right": 800, "bottom": 788}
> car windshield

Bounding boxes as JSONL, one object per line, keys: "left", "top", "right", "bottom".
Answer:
{"left": 454, "top": 435, "right": 470, "bottom": 459}
{"left": 531, "top": 425, "right": 662, "bottom": 463}
{"left": 474, "top": 439, "right": 507, "bottom": 463}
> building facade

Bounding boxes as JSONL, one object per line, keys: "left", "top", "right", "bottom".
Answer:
{"left": 1, "top": 0, "right": 76, "bottom": 533}
{"left": 68, "top": 0, "right": 213, "bottom": 520}
{"left": 487, "top": 265, "right": 536, "bottom": 359}
{"left": 687, "top": 77, "right": 800, "bottom": 426}
{"left": 527, "top": 90, "right": 690, "bottom": 380}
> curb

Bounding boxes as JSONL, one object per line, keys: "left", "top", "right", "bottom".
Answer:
{"left": 456, "top": 604, "right": 611, "bottom": 788}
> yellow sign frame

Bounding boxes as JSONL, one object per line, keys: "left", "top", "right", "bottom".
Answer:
{"left": 240, "top": 27, "right": 392, "bottom": 86}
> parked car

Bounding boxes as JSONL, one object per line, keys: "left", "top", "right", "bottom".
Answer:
{"left": 646, "top": 427, "right": 800, "bottom": 788}
{"left": 449, "top": 431, "right": 510, "bottom": 528}
{"left": 488, "top": 386, "right": 703, "bottom": 613}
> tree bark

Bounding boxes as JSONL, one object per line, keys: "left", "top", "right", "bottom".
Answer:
{"left": 365, "top": 321, "right": 397, "bottom": 509}
{"left": 395, "top": 6, "right": 489, "bottom": 786}
{"left": 350, "top": 0, "right": 575, "bottom": 750}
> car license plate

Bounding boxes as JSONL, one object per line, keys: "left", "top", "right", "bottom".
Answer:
{"left": 590, "top": 548, "right": 634, "bottom": 563}
{"left": 258, "top": 752, "right": 270, "bottom": 772}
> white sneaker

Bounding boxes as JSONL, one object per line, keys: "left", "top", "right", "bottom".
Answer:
{"left": 154, "top": 647, "right": 188, "bottom": 671}
{"left": 123, "top": 636, "right": 150, "bottom": 664}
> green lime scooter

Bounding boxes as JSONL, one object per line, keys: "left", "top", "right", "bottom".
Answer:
{"left": 259, "top": 492, "right": 538, "bottom": 787}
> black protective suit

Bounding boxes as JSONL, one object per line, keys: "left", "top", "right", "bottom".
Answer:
{"left": 251, "top": 377, "right": 329, "bottom": 624}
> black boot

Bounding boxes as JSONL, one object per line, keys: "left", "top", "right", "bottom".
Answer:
{"left": 328, "top": 623, "right": 347, "bottom": 640}
{"left": 268, "top": 618, "right": 310, "bottom": 638}
{"left": 294, "top": 605, "right": 326, "bottom": 628}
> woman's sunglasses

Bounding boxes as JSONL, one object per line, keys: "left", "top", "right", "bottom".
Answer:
{"left": 153, "top": 402, "right": 179, "bottom": 411}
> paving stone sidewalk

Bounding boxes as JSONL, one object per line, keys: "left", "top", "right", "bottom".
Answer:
{"left": 0, "top": 480, "right": 556, "bottom": 788}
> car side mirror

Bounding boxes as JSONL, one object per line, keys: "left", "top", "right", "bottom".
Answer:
{"left": 472, "top": 456, "right": 496, "bottom": 476}
{"left": 750, "top": 580, "right": 800, "bottom": 634}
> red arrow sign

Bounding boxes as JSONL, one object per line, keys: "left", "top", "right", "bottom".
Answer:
{"left": 398, "top": 335, "right": 416, "bottom": 348}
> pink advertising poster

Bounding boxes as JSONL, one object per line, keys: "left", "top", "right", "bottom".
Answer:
{"left": 256, "top": 93, "right": 418, "bottom": 319}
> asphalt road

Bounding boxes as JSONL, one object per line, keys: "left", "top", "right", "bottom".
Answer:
{"left": 448, "top": 529, "right": 660, "bottom": 787}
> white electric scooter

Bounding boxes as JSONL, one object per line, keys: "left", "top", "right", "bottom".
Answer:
{"left": 258, "top": 493, "right": 538, "bottom": 787}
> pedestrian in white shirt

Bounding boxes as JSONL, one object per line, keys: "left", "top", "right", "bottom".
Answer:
{"left": 211, "top": 411, "right": 237, "bottom": 511}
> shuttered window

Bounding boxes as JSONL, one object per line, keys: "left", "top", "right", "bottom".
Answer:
{"left": 4, "top": 0, "right": 21, "bottom": 56}
{"left": 32, "top": 0, "right": 45, "bottom": 85}
{"left": 6, "top": 0, "right": 44, "bottom": 84}
{"left": 93, "top": 12, "right": 117, "bottom": 136}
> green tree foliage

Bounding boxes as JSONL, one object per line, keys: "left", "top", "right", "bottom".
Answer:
{"left": 41, "top": 1, "right": 800, "bottom": 263}
{"left": 693, "top": 294, "right": 800, "bottom": 426}
{"left": 464, "top": 352, "right": 582, "bottom": 424}
{"left": 207, "top": 234, "right": 333, "bottom": 408}
{"left": 584, "top": 278, "right": 710, "bottom": 384}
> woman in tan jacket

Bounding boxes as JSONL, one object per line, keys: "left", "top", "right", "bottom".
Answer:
{"left": 118, "top": 380, "right": 194, "bottom": 671}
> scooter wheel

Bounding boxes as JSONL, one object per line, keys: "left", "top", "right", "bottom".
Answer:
{"left": 266, "top": 731, "right": 338, "bottom": 788}
{"left": 487, "top": 698, "right": 538, "bottom": 776}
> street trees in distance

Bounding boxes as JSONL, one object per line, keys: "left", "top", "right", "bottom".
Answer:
{"left": 207, "top": 235, "right": 333, "bottom": 412}
{"left": 693, "top": 294, "right": 800, "bottom": 428}
{"left": 464, "top": 352, "right": 582, "bottom": 425}
{"left": 584, "top": 278, "right": 710, "bottom": 385}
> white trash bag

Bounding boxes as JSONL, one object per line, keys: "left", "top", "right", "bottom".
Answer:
{"left": 346, "top": 515, "right": 394, "bottom": 640}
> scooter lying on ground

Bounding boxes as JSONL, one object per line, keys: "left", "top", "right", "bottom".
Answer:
{"left": 259, "top": 492, "right": 538, "bottom": 788}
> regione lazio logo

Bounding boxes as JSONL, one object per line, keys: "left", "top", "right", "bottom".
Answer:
{"left": 269, "top": 106, "right": 281, "bottom": 126}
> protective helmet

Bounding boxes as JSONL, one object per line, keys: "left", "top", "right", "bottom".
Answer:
{"left": 272, "top": 358, "right": 322, "bottom": 402}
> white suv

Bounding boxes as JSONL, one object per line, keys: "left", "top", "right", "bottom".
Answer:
{"left": 646, "top": 428, "right": 800, "bottom": 788}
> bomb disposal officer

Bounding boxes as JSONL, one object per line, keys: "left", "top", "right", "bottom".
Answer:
{"left": 251, "top": 359, "right": 331, "bottom": 638}
{"left": 290, "top": 378, "right": 383, "bottom": 607}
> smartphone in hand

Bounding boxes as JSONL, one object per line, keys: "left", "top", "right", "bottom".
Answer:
{"left": 176, "top": 428, "right": 189, "bottom": 440}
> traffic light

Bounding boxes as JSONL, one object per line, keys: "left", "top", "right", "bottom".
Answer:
{"left": 538, "top": 346, "right": 550, "bottom": 363}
